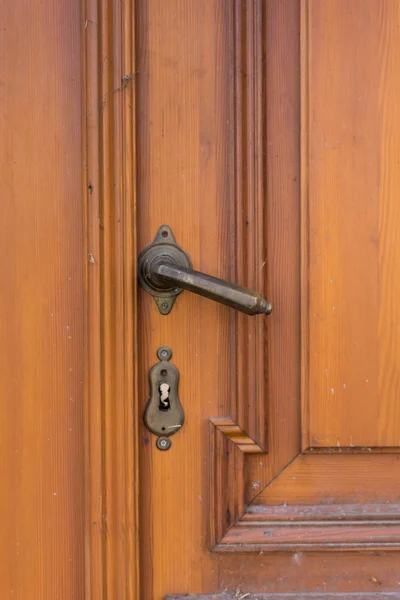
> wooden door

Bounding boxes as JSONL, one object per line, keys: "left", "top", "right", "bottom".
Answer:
{"left": 3, "top": 1, "right": 400, "bottom": 599}
{"left": 133, "top": 0, "right": 400, "bottom": 598}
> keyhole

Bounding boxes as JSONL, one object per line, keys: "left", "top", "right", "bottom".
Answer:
{"left": 159, "top": 382, "right": 170, "bottom": 411}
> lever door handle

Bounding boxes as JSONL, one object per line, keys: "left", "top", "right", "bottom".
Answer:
{"left": 138, "top": 225, "right": 272, "bottom": 316}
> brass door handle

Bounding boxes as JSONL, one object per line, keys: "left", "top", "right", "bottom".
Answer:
{"left": 138, "top": 225, "right": 272, "bottom": 316}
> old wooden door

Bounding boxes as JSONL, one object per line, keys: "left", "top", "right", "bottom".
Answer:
{"left": 2, "top": 1, "right": 400, "bottom": 599}
{"left": 134, "top": 0, "right": 400, "bottom": 598}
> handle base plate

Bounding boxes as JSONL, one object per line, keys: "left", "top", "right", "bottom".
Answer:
{"left": 138, "top": 225, "right": 192, "bottom": 315}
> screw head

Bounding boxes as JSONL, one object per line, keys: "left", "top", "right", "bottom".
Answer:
{"left": 156, "top": 436, "right": 171, "bottom": 451}
{"left": 161, "top": 302, "right": 169, "bottom": 311}
{"left": 157, "top": 346, "right": 172, "bottom": 361}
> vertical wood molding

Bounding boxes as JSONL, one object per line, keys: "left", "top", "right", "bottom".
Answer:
{"left": 210, "top": 1, "right": 400, "bottom": 553}
{"left": 82, "top": 0, "right": 139, "bottom": 597}
{"left": 209, "top": 418, "right": 263, "bottom": 547}
{"left": 165, "top": 595, "right": 400, "bottom": 600}
{"left": 300, "top": 0, "right": 311, "bottom": 451}
{"left": 231, "top": 0, "right": 268, "bottom": 450}
{"left": 210, "top": 0, "right": 267, "bottom": 548}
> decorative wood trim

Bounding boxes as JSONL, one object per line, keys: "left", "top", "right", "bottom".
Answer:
{"left": 304, "top": 446, "right": 400, "bottom": 454}
{"left": 244, "top": 503, "right": 400, "bottom": 520}
{"left": 216, "top": 503, "right": 400, "bottom": 552}
{"left": 166, "top": 595, "right": 400, "bottom": 600}
{"left": 209, "top": 418, "right": 263, "bottom": 547}
{"left": 300, "top": 0, "right": 310, "bottom": 451}
{"left": 209, "top": 0, "right": 269, "bottom": 553}
{"left": 210, "top": 418, "right": 265, "bottom": 454}
{"left": 230, "top": 0, "right": 268, "bottom": 450}
{"left": 165, "top": 592, "right": 400, "bottom": 600}
{"left": 210, "top": 0, "right": 400, "bottom": 557}
{"left": 82, "top": 0, "right": 139, "bottom": 597}
{"left": 212, "top": 453, "right": 400, "bottom": 554}
{"left": 211, "top": 434, "right": 400, "bottom": 552}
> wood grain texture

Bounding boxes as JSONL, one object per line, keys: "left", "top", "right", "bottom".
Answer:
{"left": 136, "top": 3, "right": 300, "bottom": 572}
{"left": 219, "top": 525, "right": 400, "bottom": 552}
{"left": 0, "top": 0, "right": 84, "bottom": 597}
{"left": 218, "top": 503, "right": 400, "bottom": 552}
{"left": 210, "top": 421, "right": 247, "bottom": 548}
{"left": 209, "top": 418, "right": 263, "bottom": 547}
{"left": 211, "top": 418, "right": 265, "bottom": 454}
{"left": 302, "top": 0, "right": 400, "bottom": 448}
{"left": 231, "top": 0, "right": 269, "bottom": 450}
{"left": 376, "top": 0, "right": 400, "bottom": 447}
{"left": 166, "top": 595, "right": 400, "bottom": 600}
{"left": 211, "top": 0, "right": 303, "bottom": 542}
{"left": 218, "top": 552, "right": 400, "bottom": 596}
{"left": 221, "top": 451, "right": 400, "bottom": 552}
{"left": 83, "top": 0, "right": 139, "bottom": 597}
{"left": 253, "top": 454, "right": 400, "bottom": 505}
{"left": 137, "top": 1, "right": 226, "bottom": 597}
{"left": 135, "top": 0, "right": 400, "bottom": 595}
{"left": 246, "top": 0, "right": 301, "bottom": 502}
{"left": 244, "top": 504, "right": 400, "bottom": 521}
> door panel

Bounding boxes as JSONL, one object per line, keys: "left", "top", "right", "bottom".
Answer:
{"left": 0, "top": 0, "right": 84, "bottom": 597}
{"left": 304, "top": 0, "right": 400, "bottom": 449}
{"left": 210, "top": 0, "right": 400, "bottom": 558}
{"left": 137, "top": 1, "right": 228, "bottom": 596}
{"left": 136, "top": 0, "right": 400, "bottom": 598}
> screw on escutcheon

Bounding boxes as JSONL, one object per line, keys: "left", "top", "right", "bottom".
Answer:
{"left": 156, "top": 436, "right": 171, "bottom": 451}
{"left": 156, "top": 346, "right": 172, "bottom": 361}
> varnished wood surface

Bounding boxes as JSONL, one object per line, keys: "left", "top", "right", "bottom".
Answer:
{"left": 302, "top": 0, "right": 400, "bottom": 448}
{"left": 4, "top": 0, "right": 400, "bottom": 597}
{"left": 137, "top": 0, "right": 400, "bottom": 597}
{"left": 136, "top": 1, "right": 301, "bottom": 596}
{"left": 246, "top": 0, "right": 301, "bottom": 502}
{"left": 166, "top": 595, "right": 400, "bottom": 600}
{"left": 83, "top": 0, "right": 140, "bottom": 597}
{"left": 245, "top": 503, "right": 400, "bottom": 521}
{"left": 0, "top": 0, "right": 84, "bottom": 597}
{"left": 231, "top": 0, "right": 268, "bottom": 450}
{"left": 216, "top": 453, "right": 400, "bottom": 552}
{"left": 218, "top": 503, "right": 400, "bottom": 552}
{"left": 219, "top": 509, "right": 400, "bottom": 553}
{"left": 218, "top": 552, "right": 400, "bottom": 596}
{"left": 137, "top": 1, "right": 227, "bottom": 597}
{"left": 253, "top": 454, "right": 400, "bottom": 505}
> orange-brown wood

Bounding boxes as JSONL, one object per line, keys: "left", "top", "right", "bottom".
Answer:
{"left": 245, "top": 0, "right": 301, "bottom": 502}
{"left": 218, "top": 552, "right": 400, "bottom": 596}
{"left": 166, "top": 597, "right": 400, "bottom": 600}
{"left": 136, "top": 0, "right": 400, "bottom": 595}
{"left": 231, "top": 0, "right": 269, "bottom": 450}
{"left": 254, "top": 454, "right": 400, "bottom": 505}
{"left": 4, "top": 0, "right": 400, "bottom": 597}
{"left": 136, "top": 1, "right": 229, "bottom": 596}
{"left": 83, "top": 0, "right": 140, "bottom": 597}
{"left": 136, "top": 0, "right": 400, "bottom": 596}
{"left": 302, "top": 0, "right": 400, "bottom": 449}
{"left": 0, "top": 0, "right": 84, "bottom": 597}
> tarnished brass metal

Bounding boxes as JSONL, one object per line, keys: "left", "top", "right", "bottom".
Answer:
{"left": 143, "top": 346, "right": 184, "bottom": 448}
{"left": 138, "top": 225, "right": 272, "bottom": 316}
